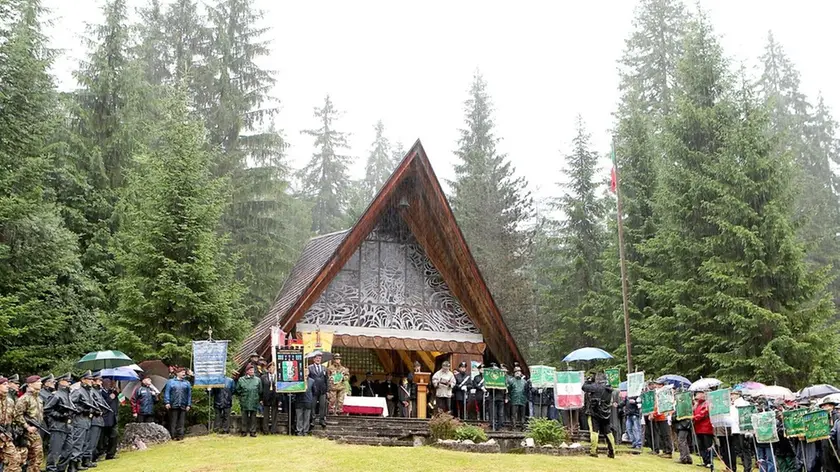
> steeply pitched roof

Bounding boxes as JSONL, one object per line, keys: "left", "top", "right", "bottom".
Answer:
{"left": 237, "top": 140, "right": 527, "bottom": 371}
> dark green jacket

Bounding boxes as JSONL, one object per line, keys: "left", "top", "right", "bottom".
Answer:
{"left": 235, "top": 375, "right": 262, "bottom": 411}
{"left": 508, "top": 377, "right": 528, "bottom": 406}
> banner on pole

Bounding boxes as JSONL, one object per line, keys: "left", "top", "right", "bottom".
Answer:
{"left": 656, "top": 386, "right": 675, "bottom": 414}
{"left": 484, "top": 368, "right": 507, "bottom": 390}
{"left": 606, "top": 368, "right": 621, "bottom": 389}
{"left": 737, "top": 405, "right": 756, "bottom": 431}
{"left": 804, "top": 410, "right": 832, "bottom": 443}
{"left": 640, "top": 390, "right": 656, "bottom": 415}
{"left": 192, "top": 340, "right": 228, "bottom": 388}
{"left": 782, "top": 409, "right": 807, "bottom": 438}
{"left": 627, "top": 372, "right": 644, "bottom": 398}
{"left": 555, "top": 371, "right": 584, "bottom": 410}
{"left": 275, "top": 348, "right": 306, "bottom": 393}
{"left": 752, "top": 411, "right": 779, "bottom": 444}
{"left": 300, "top": 330, "right": 333, "bottom": 355}
{"left": 675, "top": 392, "right": 693, "bottom": 420}
{"left": 708, "top": 388, "right": 731, "bottom": 418}
{"left": 530, "top": 365, "right": 556, "bottom": 389}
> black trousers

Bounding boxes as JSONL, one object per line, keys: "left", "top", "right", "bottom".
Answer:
{"left": 138, "top": 414, "right": 155, "bottom": 423}
{"left": 242, "top": 410, "right": 257, "bottom": 435}
{"left": 436, "top": 396, "right": 450, "bottom": 413}
{"left": 653, "top": 421, "right": 672, "bottom": 454}
{"left": 70, "top": 417, "right": 90, "bottom": 462}
{"left": 97, "top": 425, "right": 117, "bottom": 459}
{"left": 696, "top": 433, "right": 714, "bottom": 465}
{"left": 313, "top": 393, "right": 327, "bottom": 425}
{"left": 262, "top": 401, "right": 279, "bottom": 433}
{"left": 214, "top": 407, "right": 231, "bottom": 433}
{"left": 511, "top": 404, "right": 526, "bottom": 429}
{"left": 493, "top": 401, "right": 505, "bottom": 430}
{"left": 454, "top": 396, "right": 468, "bottom": 420}
{"left": 168, "top": 408, "right": 186, "bottom": 439}
{"left": 46, "top": 429, "right": 72, "bottom": 472}
{"left": 86, "top": 424, "right": 102, "bottom": 461}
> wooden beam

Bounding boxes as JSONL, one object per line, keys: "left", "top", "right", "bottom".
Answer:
{"left": 417, "top": 351, "right": 435, "bottom": 372}
{"left": 397, "top": 350, "right": 415, "bottom": 372}
{"left": 374, "top": 349, "right": 394, "bottom": 374}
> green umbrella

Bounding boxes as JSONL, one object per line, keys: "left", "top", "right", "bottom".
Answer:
{"left": 76, "top": 350, "right": 134, "bottom": 371}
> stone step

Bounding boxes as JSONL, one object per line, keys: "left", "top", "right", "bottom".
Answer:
{"left": 332, "top": 436, "right": 415, "bottom": 447}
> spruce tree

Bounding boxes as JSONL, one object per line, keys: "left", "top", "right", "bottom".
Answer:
{"left": 540, "top": 117, "right": 610, "bottom": 359}
{"left": 299, "top": 95, "right": 353, "bottom": 235}
{"left": 641, "top": 18, "right": 839, "bottom": 386}
{"left": 449, "top": 72, "right": 535, "bottom": 354}
{"left": 363, "top": 120, "right": 395, "bottom": 197}
{"left": 0, "top": 0, "right": 99, "bottom": 373}
{"left": 136, "top": 0, "right": 168, "bottom": 86}
{"left": 112, "top": 90, "right": 246, "bottom": 364}
{"left": 196, "top": 0, "right": 309, "bottom": 323}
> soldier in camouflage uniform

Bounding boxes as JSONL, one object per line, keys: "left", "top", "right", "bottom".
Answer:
{"left": 44, "top": 373, "right": 75, "bottom": 472}
{"left": 0, "top": 376, "right": 24, "bottom": 472}
{"left": 327, "top": 354, "right": 350, "bottom": 415}
{"left": 16, "top": 375, "right": 45, "bottom": 472}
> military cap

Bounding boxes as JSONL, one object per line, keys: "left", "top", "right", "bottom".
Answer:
{"left": 333, "top": 353, "right": 341, "bottom": 359}
{"left": 0, "top": 377, "right": 7, "bottom": 385}
{"left": 365, "top": 371, "right": 373, "bottom": 376}
{"left": 458, "top": 362, "right": 467, "bottom": 368}
{"left": 80, "top": 370, "right": 93, "bottom": 380}
{"left": 490, "top": 362, "right": 499, "bottom": 368}
{"left": 25, "top": 375, "right": 41, "bottom": 384}
{"left": 42, "top": 374, "right": 55, "bottom": 383}
{"left": 8, "top": 374, "right": 19, "bottom": 384}
{"left": 249, "top": 352, "right": 259, "bottom": 358}
{"left": 91, "top": 370, "right": 102, "bottom": 380}
{"left": 513, "top": 366, "right": 522, "bottom": 372}
{"left": 477, "top": 363, "right": 485, "bottom": 369}
{"left": 56, "top": 372, "right": 72, "bottom": 382}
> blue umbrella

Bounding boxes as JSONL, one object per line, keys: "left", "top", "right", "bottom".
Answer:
{"left": 562, "top": 347, "right": 614, "bottom": 362}
{"left": 100, "top": 367, "right": 139, "bottom": 381}
{"left": 656, "top": 374, "right": 691, "bottom": 389}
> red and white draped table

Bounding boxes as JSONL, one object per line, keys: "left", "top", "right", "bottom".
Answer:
{"left": 342, "top": 396, "right": 389, "bottom": 417}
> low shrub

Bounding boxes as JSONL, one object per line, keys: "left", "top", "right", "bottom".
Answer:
{"left": 525, "top": 417, "right": 569, "bottom": 446}
{"left": 454, "top": 424, "right": 488, "bottom": 443}
{"left": 429, "top": 412, "right": 461, "bottom": 440}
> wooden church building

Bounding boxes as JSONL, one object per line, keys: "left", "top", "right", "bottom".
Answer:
{"left": 237, "top": 141, "right": 526, "bottom": 378}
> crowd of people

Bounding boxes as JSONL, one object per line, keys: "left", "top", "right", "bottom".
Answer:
{"left": 580, "top": 370, "right": 840, "bottom": 471}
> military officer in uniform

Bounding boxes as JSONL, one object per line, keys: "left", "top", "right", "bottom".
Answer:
{"left": 7, "top": 374, "right": 20, "bottom": 401}
{"left": 87, "top": 372, "right": 111, "bottom": 466}
{"left": 0, "top": 376, "right": 24, "bottom": 472}
{"left": 453, "top": 362, "right": 472, "bottom": 420}
{"left": 44, "top": 373, "right": 75, "bottom": 472}
{"left": 39, "top": 374, "right": 55, "bottom": 456}
{"left": 16, "top": 375, "right": 45, "bottom": 472}
{"left": 326, "top": 353, "right": 349, "bottom": 415}
{"left": 69, "top": 370, "right": 96, "bottom": 471}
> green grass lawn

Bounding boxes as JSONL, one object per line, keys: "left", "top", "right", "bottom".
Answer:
{"left": 95, "top": 434, "right": 719, "bottom": 472}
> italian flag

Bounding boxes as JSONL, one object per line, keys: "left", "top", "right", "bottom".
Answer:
{"left": 610, "top": 143, "right": 617, "bottom": 193}
{"left": 555, "top": 371, "right": 585, "bottom": 410}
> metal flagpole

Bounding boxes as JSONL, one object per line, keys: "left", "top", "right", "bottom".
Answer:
{"left": 724, "top": 430, "right": 732, "bottom": 470}
{"left": 769, "top": 442, "right": 778, "bottom": 472}
{"left": 492, "top": 390, "right": 496, "bottom": 431}
{"left": 612, "top": 137, "right": 634, "bottom": 374}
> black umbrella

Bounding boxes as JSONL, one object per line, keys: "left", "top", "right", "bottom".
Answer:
{"left": 798, "top": 384, "right": 840, "bottom": 400}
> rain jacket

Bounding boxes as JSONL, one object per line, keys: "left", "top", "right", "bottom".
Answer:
{"left": 132, "top": 385, "right": 157, "bottom": 416}
{"left": 235, "top": 374, "right": 262, "bottom": 412}
{"left": 693, "top": 398, "right": 713, "bottom": 435}
{"left": 507, "top": 377, "right": 529, "bottom": 406}
{"left": 164, "top": 378, "right": 192, "bottom": 409}
{"left": 211, "top": 377, "right": 235, "bottom": 410}
{"left": 582, "top": 380, "right": 613, "bottom": 420}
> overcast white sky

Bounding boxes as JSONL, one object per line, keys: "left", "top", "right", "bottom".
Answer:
{"left": 45, "top": 0, "right": 840, "bottom": 204}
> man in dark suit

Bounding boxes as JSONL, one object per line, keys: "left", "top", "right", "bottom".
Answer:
{"left": 379, "top": 373, "right": 398, "bottom": 417}
{"left": 260, "top": 362, "right": 279, "bottom": 434}
{"left": 307, "top": 353, "right": 328, "bottom": 428}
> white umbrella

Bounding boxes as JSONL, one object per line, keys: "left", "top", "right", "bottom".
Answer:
{"left": 754, "top": 385, "right": 795, "bottom": 401}
{"left": 121, "top": 375, "right": 167, "bottom": 399}
{"left": 125, "top": 363, "right": 144, "bottom": 372}
{"left": 689, "top": 378, "right": 722, "bottom": 392}
{"left": 820, "top": 393, "right": 840, "bottom": 406}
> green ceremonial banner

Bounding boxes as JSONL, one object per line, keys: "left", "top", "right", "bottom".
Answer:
{"left": 737, "top": 405, "right": 757, "bottom": 432}
{"left": 675, "top": 392, "right": 693, "bottom": 420}
{"left": 751, "top": 411, "right": 779, "bottom": 444}
{"left": 656, "top": 387, "right": 676, "bottom": 414}
{"left": 530, "top": 365, "right": 557, "bottom": 389}
{"left": 708, "top": 388, "right": 731, "bottom": 417}
{"left": 640, "top": 390, "right": 656, "bottom": 415}
{"left": 804, "top": 410, "right": 832, "bottom": 443}
{"left": 484, "top": 368, "right": 507, "bottom": 390}
{"left": 606, "top": 368, "right": 620, "bottom": 389}
{"left": 783, "top": 409, "right": 807, "bottom": 438}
